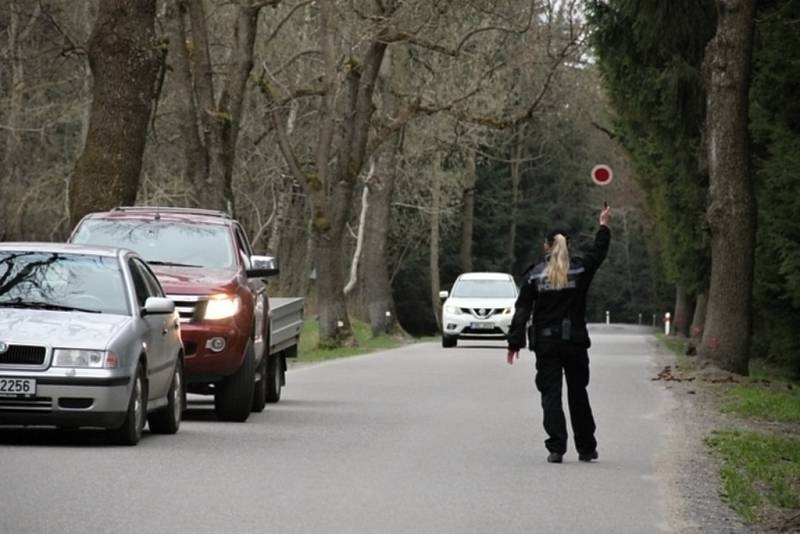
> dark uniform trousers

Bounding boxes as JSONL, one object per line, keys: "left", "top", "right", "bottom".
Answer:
{"left": 534, "top": 340, "right": 597, "bottom": 455}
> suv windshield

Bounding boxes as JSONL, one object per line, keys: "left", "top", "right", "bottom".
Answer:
{"left": 72, "top": 220, "right": 235, "bottom": 270}
{"left": 452, "top": 279, "right": 517, "bottom": 298}
{"left": 0, "top": 251, "right": 128, "bottom": 315}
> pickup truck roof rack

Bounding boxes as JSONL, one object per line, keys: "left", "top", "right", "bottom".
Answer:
{"left": 111, "top": 206, "right": 231, "bottom": 219}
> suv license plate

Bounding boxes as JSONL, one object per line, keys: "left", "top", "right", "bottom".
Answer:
{"left": 470, "top": 322, "right": 494, "bottom": 330}
{"left": 0, "top": 378, "right": 36, "bottom": 397}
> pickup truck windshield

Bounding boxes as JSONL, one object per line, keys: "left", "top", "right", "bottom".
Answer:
{"left": 0, "top": 251, "right": 128, "bottom": 315}
{"left": 72, "top": 220, "right": 235, "bottom": 270}
{"left": 452, "top": 280, "right": 516, "bottom": 298}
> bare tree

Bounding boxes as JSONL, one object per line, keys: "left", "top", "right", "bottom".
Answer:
{"left": 165, "top": 0, "right": 277, "bottom": 212}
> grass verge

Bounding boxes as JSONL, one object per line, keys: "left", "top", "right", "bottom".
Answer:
{"left": 296, "top": 318, "right": 407, "bottom": 363}
{"left": 722, "top": 383, "right": 800, "bottom": 423}
{"left": 705, "top": 430, "right": 800, "bottom": 524}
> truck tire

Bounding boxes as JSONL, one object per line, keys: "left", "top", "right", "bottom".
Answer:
{"left": 108, "top": 363, "right": 146, "bottom": 445}
{"left": 251, "top": 355, "right": 267, "bottom": 413}
{"left": 265, "top": 352, "right": 283, "bottom": 403}
{"left": 442, "top": 335, "right": 457, "bottom": 348}
{"left": 148, "top": 361, "right": 184, "bottom": 434}
{"left": 214, "top": 340, "right": 255, "bottom": 422}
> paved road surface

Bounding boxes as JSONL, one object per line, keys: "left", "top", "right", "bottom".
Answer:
{"left": 1, "top": 325, "right": 675, "bottom": 533}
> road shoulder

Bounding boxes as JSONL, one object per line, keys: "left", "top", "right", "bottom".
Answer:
{"left": 648, "top": 337, "right": 752, "bottom": 534}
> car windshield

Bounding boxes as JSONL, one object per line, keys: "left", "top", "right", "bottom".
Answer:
{"left": 72, "top": 220, "right": 235, "bottom": 270}
{"left": 452, "top": 279, "right": 516, "bottom": 298}
{"left": 0, "top": 251, "right": 128, "bottom": 315}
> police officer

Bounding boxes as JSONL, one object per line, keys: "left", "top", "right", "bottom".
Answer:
{"left": 506, "top": 205, "right": 611, "bottom": 463}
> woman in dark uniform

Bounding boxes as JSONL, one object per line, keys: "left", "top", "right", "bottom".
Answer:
{"left": 506, "top": 205, "right": 611, "bottom": 463}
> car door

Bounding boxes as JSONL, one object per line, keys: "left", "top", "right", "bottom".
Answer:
{"left": 129, "top": 258, "right": 173, "bottom": 400}
{"left": 234, "top": 225, "right": 267, "bottom": 361}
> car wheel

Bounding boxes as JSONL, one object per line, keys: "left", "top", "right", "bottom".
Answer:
{"left": 148, "top": 361, "right": 184, "bottom": 434}
{"left": 265, "top": 352, "right": 283, "bottom": 404}
{"left": 442, "top": 334, "right": 457, "bottom": 348}
{"left": 108, "top": 363, "right": 146, "bottom": 446}
{"left": 251, "top": 355, "right": 267, "bottom": 413}
{"left": 214, "top": 339, "right": 255, "bottom": 422}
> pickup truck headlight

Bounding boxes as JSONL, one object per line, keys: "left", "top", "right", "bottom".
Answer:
{"left": 53, "top": 349, "right": 118, "bottom": 369}
{"left": 444, "top": 305, "right": 461, "bottom": 315}
{"left": 204, "top": 295, "right": 241, "bottom": 320}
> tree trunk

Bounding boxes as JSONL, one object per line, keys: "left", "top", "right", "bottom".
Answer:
{"left": 343, "top": 182, "right": 369, "bottom": 296}
{"left": 430, "top": 151, "right": 443, "bottom": 331}
{"left": 362, "top": 47, "right": 402, "bottom": 337}
{"left": 313, "top": 174, "right": 357, "bottom": 344}
{"left": 364, "top": 144, "right": 400, "bottom": 336}
{"left": 165, "top": 0, "right": 206, "bottom": 197}
{"left": 690, "top": 292, "right": 708, "bottom": 339}
{"left": 673, "top": 286, "right": 691, "bottom": 337}
{"left": 315, "top": 222, "right": 353, "bottom": 346}
{"left": 459, "top": 148, "right": 477, "bottom": 273}
{"left": 699, "top": 0, "right": 757, "bottom": 375}
{"left": 68, "top": 0, "right": 160, "bottom": 227}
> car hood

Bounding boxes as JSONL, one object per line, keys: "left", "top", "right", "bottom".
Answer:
{"left": 445, "top": 297, "right": 516, "bottom": 310}
{"left": 150, "top": 265, "right": 240, "bottom": 295}
{"left": 0, "top": 309, "right": 132, "bottom": 349}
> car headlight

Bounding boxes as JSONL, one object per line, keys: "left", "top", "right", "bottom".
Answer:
{"left": 53, "top": 349, "right": 118, "bottom": 369}
{"left": 444, "top": 305, "right": 461, "bottom": 315}
{"left": 502, "top": 308, "right": 513, "bottom": 315}
{"left": 204, "top": 294, "right": 240, "bottom": 320}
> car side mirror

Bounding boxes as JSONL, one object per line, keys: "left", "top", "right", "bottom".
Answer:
{"left": 438, "top": 290, "right": 449, "bottom": 300}
{"left": 247, "top": 255, "right": 279, "bottom": 278}
{"left": 142, "top": 297, "right": 175, "bottom": 316}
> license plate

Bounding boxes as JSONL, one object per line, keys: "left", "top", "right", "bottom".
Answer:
{"left": 470, "top": 322, "right": 494, "bottom": 330}
{"left": 0, "top": 378, "right": 36, "bottom": 397}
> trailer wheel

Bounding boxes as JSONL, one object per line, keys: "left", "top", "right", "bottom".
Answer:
{"left": 265, "top": 351, "right": 283, "bottom": 403}
{"left": 251, "top": 355, "right": 267, "bottom": 413}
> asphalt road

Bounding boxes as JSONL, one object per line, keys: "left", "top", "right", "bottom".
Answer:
{"left": 0, "top": 325, "right": 675, "bottom": 534}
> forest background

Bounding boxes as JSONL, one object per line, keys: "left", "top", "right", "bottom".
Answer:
{"left": 0, "top": 0, "right": 797, "bottom": 376}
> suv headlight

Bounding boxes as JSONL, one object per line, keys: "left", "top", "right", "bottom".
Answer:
{"left": 53, "top": 349, "right": 118, "bottom": 369}
{"left": 204, "top": 294, "right": 241, "bottom": 320}
{"left": 502, "top": 308, "right": 513, "bottom": 315}
{"left": 444, "top": 305, "right": 461, "bottom": 315}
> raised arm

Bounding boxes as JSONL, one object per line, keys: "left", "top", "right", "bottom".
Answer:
{"left": 583, "top": 206, "right": 612, "bottom": 275}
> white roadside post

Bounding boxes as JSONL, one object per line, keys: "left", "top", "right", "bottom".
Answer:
{"left": 605, "top": 310, "right": 610, "bottom": 325}
{"left": 664, "top": 312, "right": 671, "bottom": 336}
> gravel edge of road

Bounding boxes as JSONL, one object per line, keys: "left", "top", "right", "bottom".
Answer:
{"left": 648, "top": 337, "right": 754, "bottom": 534}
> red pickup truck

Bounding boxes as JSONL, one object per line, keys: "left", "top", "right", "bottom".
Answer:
{"left": 69, "top": 207, "right": 302, "bottom": 422}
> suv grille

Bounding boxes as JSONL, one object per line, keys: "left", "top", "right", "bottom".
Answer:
{"left": 0, "top": 345, "right": 46, "bottom": 366}
{"left": 168, "top": 295, "right": 207, "bottom": 324}
{"left": 462, "top": 308, "right": 505, "bottom": 319}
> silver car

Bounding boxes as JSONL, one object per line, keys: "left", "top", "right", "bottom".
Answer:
{"left": 0, "top": 243, "right": 184, "bottom": 445}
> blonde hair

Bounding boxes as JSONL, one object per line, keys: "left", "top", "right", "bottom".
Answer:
{"left": 546, "top": 234, "right": 570, "bottom": 289}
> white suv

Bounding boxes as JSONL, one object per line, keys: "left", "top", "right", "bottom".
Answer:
{"left": 439, "top": 272, "right": 518, "bottom": 348}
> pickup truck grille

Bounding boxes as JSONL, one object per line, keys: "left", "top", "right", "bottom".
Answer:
{"left": 168, "top": 295, "right": 207, "bottom": 324}
{"left": 0, "top": 345, "right": 47, "bottom": 366}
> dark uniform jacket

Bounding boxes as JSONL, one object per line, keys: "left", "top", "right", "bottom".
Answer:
{"left": 507, "top": 226, "right": 611, "bottom": 351}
